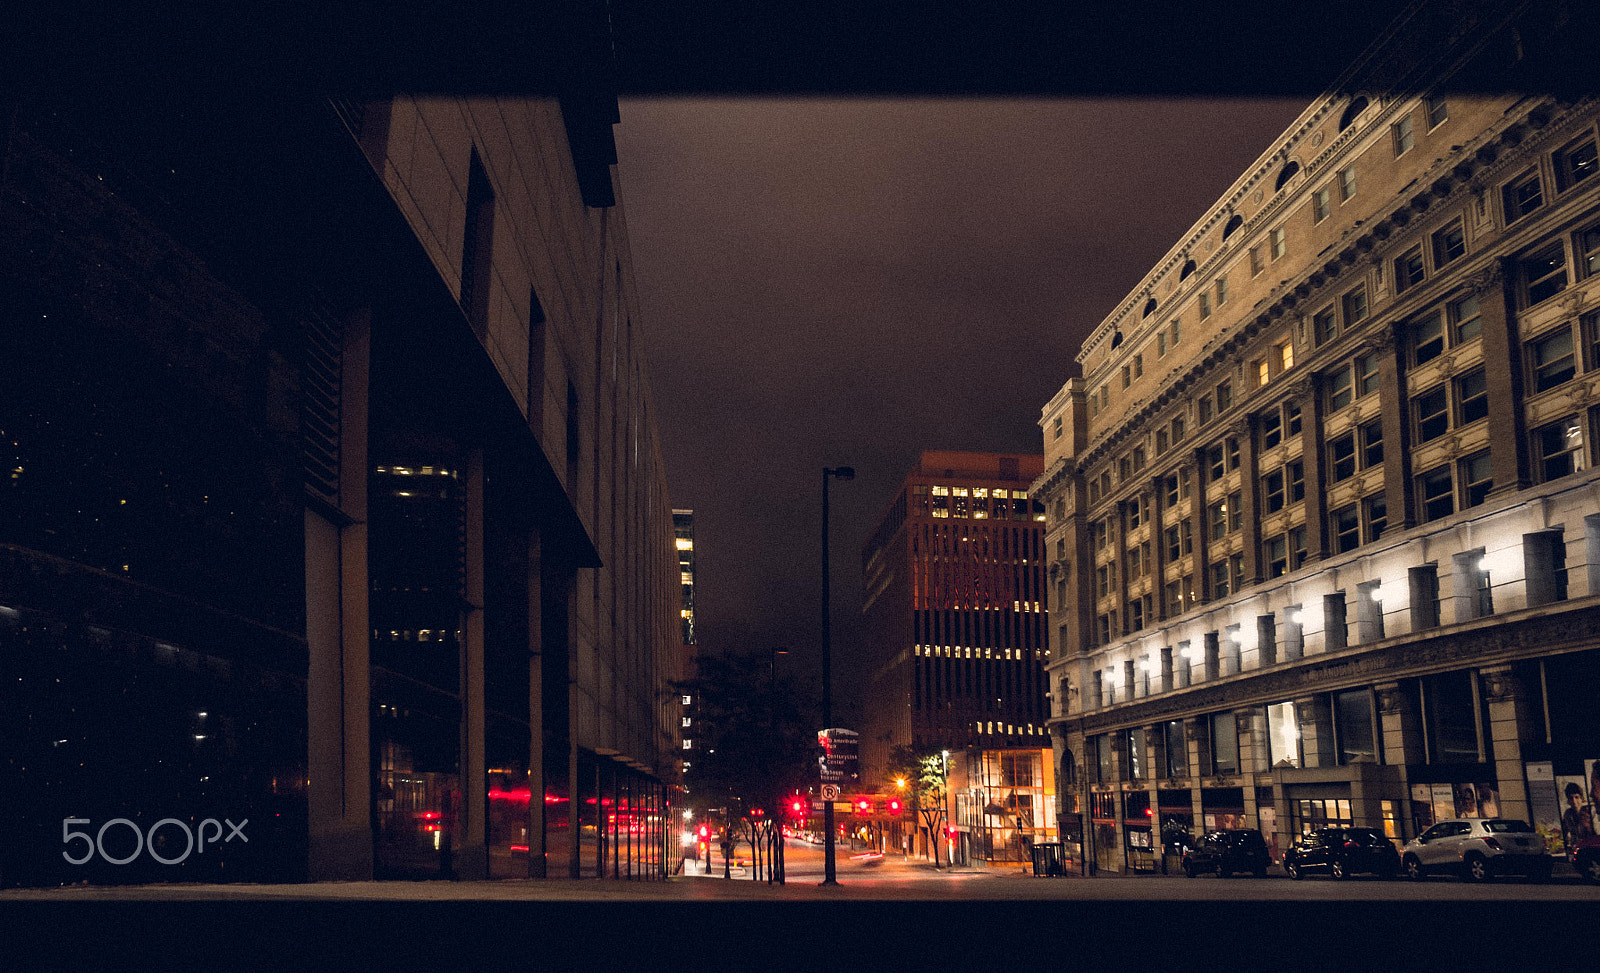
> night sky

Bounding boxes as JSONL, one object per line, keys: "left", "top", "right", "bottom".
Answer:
{"left": 615, "top": 97, "right": 1310, "bottom": 723}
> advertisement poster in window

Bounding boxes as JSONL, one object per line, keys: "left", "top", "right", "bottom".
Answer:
{"left": 1525, "top": 762, "right": 1564, "bottom": 854}
{"left": 1453, "top": 782, "right": 1499, "bottom": 817}
{"left": 1258, "top": 804, "right": 1279, "bottom": 861}
{"left": 1412, "top": 783, "right": 1436, "bottom": 832}
{"left": 1558, "top": 774, "right": 1594, "bottom": 853}
{"left": 1430, "top": 784, "right": 1456, "bottom": 824}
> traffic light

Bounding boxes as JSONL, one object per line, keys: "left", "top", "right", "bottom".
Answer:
{"left": 887, "top": 798, "right": 902, "bottom": 814}
{"left": 752, "top": 808, "right": 764, "bottom": 818}
{"left": 698, "top": 825, "right": 710, "bottom": 841}
{"left": 790, "top": 799, "right": 805, "bottom": 815}
{"left": 855, "top": 798, "right": 872, "bottom": 813}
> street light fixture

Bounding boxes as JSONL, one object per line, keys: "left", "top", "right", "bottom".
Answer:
{"left": 820, "top": 464, "right": 854, "bottom": 886}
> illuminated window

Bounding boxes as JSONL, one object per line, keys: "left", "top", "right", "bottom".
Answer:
{"left": 1278, "top": 339, "right": 1294, "bottom": 371}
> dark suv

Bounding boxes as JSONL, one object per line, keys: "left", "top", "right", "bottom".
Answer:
{"left": 1182, "top": 829, "right": 1271, "bottom": 878}
{"left": 1283, "top": 827, "right": 1400, "bottom": 880}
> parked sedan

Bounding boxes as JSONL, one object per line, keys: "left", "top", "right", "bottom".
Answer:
{"left": 1283, "top": 827, "right": 1400, "bottom": 880}
{"left": 1401, "top": 818, "right": 1550, "bottom": 882}
{"left": 1182, "top": 829, "right": 1271, "bottom": 878}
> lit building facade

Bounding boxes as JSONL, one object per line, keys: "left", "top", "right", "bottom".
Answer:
{"left": 860, "top": 450, "right": 1056, "bottom": 862}
{"left": 673, "top": 509, "right": 697, "bottom": 792}
{"left": 1, "top": 14, "right": 685, "bottom": 886}
{"left": 1037, "top": 0, "right": 1600, "bottom": 873}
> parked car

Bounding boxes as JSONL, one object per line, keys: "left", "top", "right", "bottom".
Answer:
{"left": 1283, "top": 827, "right": 1401, "bottom": 880}
{"left": 1569, "top": 834, "right": 1600, "bottom": 885}
{"left": 1401, "top": 818, "right": 1550, "bottom": 882}
{"left": 1182, "top": 829, "right": 1271, "bottom": 878}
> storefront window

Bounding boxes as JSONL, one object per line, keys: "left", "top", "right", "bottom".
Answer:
{"left": 1210, "top": 712, "right": 1239, "bottom": 775}
{"left": 1423, "top": 670, "right": 1479, "bottom": 763}
{"left": 1334, "top": 689, "right": 1376, "bottom": 765}
{"left": 1163, "top": 721, "right": 1187, "bottom": 778}
{"left": 1267, "top": 701, "right": 1300, "bottom": 769}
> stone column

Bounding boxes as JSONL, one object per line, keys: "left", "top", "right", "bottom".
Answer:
{"left": 1371, "top": 323, "right": 1414, "bottom": 532}
{"left": 1375, "top": 681, "right": 1425, "bottom": 767}
{"left": 1298, "top": 695, "right": 1336, "bottom": 769}
{"left": 1234, "top": 417, "right": 1263, "bottom": 584}
{"left": 1235, "top": 708, "right": 1264, "bottom": 775}
{"left": 1291, "top": 377, "right": 1329, "bottom": 561}
{"left": 1472, "top": 259, "right": 1530, "bottom": 496}
{"left": 1192, "top": 447, "right": 1214, "bottom": 601}
{"left": 1480, "top": 665, "right": 1537, "bottom": 822}
{"left": 1151, "top": 474, "right": 1170, "bottom": 618}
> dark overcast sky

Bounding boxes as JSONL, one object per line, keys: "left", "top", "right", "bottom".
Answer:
{"left": 615, "top": 97, "right": 1309, "bottom": 723}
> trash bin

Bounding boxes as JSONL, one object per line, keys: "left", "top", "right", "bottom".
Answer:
{"left": 1030, "top": 841, "right": 1065, "bottom": 877}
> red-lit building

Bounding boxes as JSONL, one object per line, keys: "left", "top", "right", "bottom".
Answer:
{"left": 860, "top": 451, "right": 1057, "bottom": 863}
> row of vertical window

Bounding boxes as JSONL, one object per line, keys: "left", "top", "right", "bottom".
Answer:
{"left": 1086, "top": 525, "right": 1575, "bottom": 716}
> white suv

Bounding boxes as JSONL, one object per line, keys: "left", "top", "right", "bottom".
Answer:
{"left": 1401, "top": 818, "right": 1551, "bottom": 882}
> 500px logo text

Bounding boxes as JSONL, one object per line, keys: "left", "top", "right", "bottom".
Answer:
{"left": 62, "top": 817, "right": 249, "bottom": 865}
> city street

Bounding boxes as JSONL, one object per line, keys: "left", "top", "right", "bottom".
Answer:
{"left": 5, "top": 839, "right": 1596, "bottom": 969}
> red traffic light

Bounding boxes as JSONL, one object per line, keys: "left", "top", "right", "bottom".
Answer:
{"left": 790, "top": 800, "right": 805, "bottom": 814}
{"left": 698, "top": 825, "right": 709, "bottom": 839}
{"left": 856, "top": 799, "right": 872, "bottom": 812}
{"left": 887, "top": 798, "right": 902, "bottom": 814}
{"left": 752, "top": 808, "right": 764, "bottom": 818}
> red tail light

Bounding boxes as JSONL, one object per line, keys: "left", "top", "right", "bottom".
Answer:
{"left": 1483, "top": 837, "right": 1501, "bottom": 850}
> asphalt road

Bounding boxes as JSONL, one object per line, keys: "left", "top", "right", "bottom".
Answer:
{"left": 4, "top": 840, "right": 1595, "bottom": 969}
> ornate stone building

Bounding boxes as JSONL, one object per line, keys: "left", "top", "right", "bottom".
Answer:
{"left": 1036, "top": 0, "right": 1600, "bottom": 872}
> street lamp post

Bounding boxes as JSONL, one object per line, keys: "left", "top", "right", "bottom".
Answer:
{"left": 820, "top": 465, "right": 854, "bottom": 886}
{"left": 769, "top": 646, "right": 788, "bottom": 885}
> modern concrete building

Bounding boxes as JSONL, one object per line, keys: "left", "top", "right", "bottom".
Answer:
{"left": 860, "top": 450, "right": 1056, "bottom": 862}
{"left": 1037, "top": 0, "right": 1600, "bottom": 873}
{"left": 1, "top": 20, "right": 684, "bottom": 885}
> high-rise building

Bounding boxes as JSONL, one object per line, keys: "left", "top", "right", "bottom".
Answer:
{"left": 1036, "top": 0, "right": 1600, "bottom": 874}
{"left": 1, "top": 17, "right": 684, "bottom": 885}
{"left": 860, "top": 450, "right": 1056, "bottom": 863}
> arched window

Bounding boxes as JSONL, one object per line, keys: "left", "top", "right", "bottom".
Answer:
{"left": 1179, "top": 258, "right": 1196, "bottom": 281}
{"left": 1274, "top": 160, "right": 1300, "bottom": 191}
{"left": 1110, "top": 330, "right": 1124, "bottom": 349}
{"left": 1339, "top": 96, "right": 1369, "bottom": 132}
{"left": 1142, "top": 297, "right": 1158, "bottom": 318}
{"left": 1222, "top": 214, "right": 1243, "bottom": 240}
